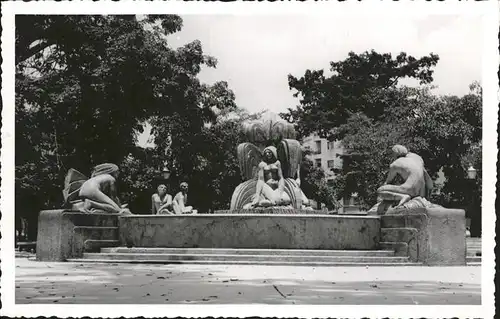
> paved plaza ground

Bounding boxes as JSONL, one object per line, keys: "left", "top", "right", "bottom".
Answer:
{"left": 15, "top": 256, "right": 481, "bottom": 305}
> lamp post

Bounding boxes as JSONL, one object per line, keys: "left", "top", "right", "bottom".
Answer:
{"left": 159, "top": 163, "right": 171, "bottom": 192}
{"left": 349, "top": 192, "right": 359, "bottom": 209}
{"left": 162, "top": 166, "right": 171, "bottom": 181}
{"left": 467, "top": 165, "right": 477, "bottom": 180}
{"left": 466, "top": 165, "right": 479, "bottom": 237}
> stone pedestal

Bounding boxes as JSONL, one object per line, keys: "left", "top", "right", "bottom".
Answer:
{"left": 36, "top": 210, "right": 119, "bottom": 261}
{"left": 381, "top": 207, "right": 466, "bottom": 265}
{"left": 119, "top": 213, "right": 381, "bottom": 250}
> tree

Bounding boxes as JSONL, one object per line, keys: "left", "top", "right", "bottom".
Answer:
{"left": 282, "top": 50, "right": 481, "bottom": 210}
{"left": 15, "top": 15, "right": 224, "bottom": 235}
{"left": 117, "top": 147, "right": 161, "bottom": 214}
{"left": 149, "top": 80, "right": 238, "bottom": 189}
{"left": 331, "top": 84, "right": 482, "bottom": 209}
{"left": 300, "top": 155, "right": 340, "bottom": 210}
{"left": 187, "top": 109, "right": 263, "bottom": 212}
{"left": 106, "top": 82, "right": 245, "bottom": 215}
{"left": 410, "top": 82, "right": 482, "bottom": 208}
{"left": 281, "top": 50, "right": 439, "bottom": 141}
{"left": 16, "top": 15, "right": 219, "bottom": 171}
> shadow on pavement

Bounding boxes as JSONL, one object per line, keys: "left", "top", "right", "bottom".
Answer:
{"left": 16, "top": 259, "right": 481, "bottom": 305}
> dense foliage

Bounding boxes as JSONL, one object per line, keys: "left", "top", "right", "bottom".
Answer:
{"left": 15, "top": 15, "right": 243, "bottom": 237}
{"left": 281, "top": 50, "right": 440, "bottom": 141}
{"left": 300, "top": 155, "right": 340, "bottom": 210}
{"left": 282, "top": 51, "right": 482, "bottom": 216}
{"left": 158, "top": 108, "right": 264, "bottom": 212}
{"left": 331, "top": 85, "right": 482, "bottom": 209}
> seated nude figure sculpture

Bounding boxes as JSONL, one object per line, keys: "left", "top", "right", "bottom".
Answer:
{"left": 373, "top": 145, "right": 434, "bottom": 214}
{"left": 151, "top": 184, "right": 173, "bottom": 215}
{"left": 78, "top": 163, "right": 131, "bottom": 214}
{"left": 245, "top": 146, "right": 291, "bottom": 208}
{"left": 172, "top": 182, "right": 197, "bottom": 214}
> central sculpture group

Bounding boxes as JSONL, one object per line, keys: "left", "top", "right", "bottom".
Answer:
{"left": 231, "top": 113, "right": 312, "bottom": 210}
{"left": 61, "top": 113, "right": 439, "bottom": 215}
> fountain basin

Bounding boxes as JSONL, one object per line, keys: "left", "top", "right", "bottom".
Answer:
{"left": 119, "top": 213, "right": 380, "bottom": 250}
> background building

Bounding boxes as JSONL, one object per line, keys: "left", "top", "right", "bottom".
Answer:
{"left": 302, "top": 134, "right": 356, "bottom": 212}
{"left": 302, "top": 133, "right": 344, "bottom": 184}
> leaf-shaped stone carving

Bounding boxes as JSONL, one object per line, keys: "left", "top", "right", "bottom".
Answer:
{"left": 242, "top": 112, "right": 296, "bottom": 146}
{"left": 62, "top": 168, "right": 88, "bottom": 203}
{"left": 237, "top": 142, "right": 262, "bottom": 181}
{"left": 230, "top": 179, "right": 257, "bottom": 210}
{"left": 278, "top": 139, "right": 302, "bottom": 179}
{"left": 270, "top": 118, "right": 295, "bottom": 141}
{"left": 242, "top": 121, "right": 268, "bottom": 145}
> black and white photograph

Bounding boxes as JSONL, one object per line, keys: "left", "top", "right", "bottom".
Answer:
{"left": 1, "top": 1, "right": 497, "bottom": 318}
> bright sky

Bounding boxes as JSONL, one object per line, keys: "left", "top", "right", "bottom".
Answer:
{"left": 138, "top": 14, "right": 482, "bottom": 146}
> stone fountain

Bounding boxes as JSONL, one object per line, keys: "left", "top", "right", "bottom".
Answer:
{"left": 116, "top": 114, "right": 382, "bottom": 251}
{"left": 219, "top": 112, "right": 318, "bottom": 213}
{"left": 35, "top": 124, "right": 467, "bottom": 266}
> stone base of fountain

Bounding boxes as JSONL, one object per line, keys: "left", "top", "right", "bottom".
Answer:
{"left": 118, "top": 213, "right": 380, "bottom": 250}
{"left": 35, "top": 206, "right": 466, "bottom": 266}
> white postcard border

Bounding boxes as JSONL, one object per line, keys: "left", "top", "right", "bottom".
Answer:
{"left": 1, "top": 1, "right": 498, "bottom": 318}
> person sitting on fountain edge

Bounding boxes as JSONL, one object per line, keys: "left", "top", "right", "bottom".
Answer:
{"left": 173, "top": 182, "right": 198, "bottom": 214}
{"left": 151, "top": 184, "right": 174, "bottom": 215}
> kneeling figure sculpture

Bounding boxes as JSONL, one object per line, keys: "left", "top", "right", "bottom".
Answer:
{"left": 63, "top": 163, "right": 132, "bottom": 215}
{"left": 369, "top": 145, "right": 439, "bottom": 215}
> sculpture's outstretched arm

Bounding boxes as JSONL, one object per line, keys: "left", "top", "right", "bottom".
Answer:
{"left": 174, "top": 193, "right": 185, "bottom": 213}
{"left": 159, "top": 195, "right": 173, "bottom": 212}
{"left": 166, "top": 194, "right": 173, "bottom": 206}
{"left": 384, "top": 167, "right": 398, "bottom": 185}
{"left": 252, "top": 163, "right": 266, "bottom": 204}
{"left": 296, "top": 166, "right": 301, "bottom": 186}
{"left": 256, "top": 163, "right": 265, "bottom": 181}
{"left": 82, "top": 190, "right": 122, "bottom": 213}
{"left": 109, "top": 181, "right": 121, "bottom": 206}
{"left": 277, "top": 161, "right": 285, "bottom": 193}
{"left": 151, "top": 195, "right": 158, "bottom": 214}
{"left": 84, "top": 199, "right": 122, "bottom": 214}
{"left": 79, "top": 176, "right": 122, "bottom": 212}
